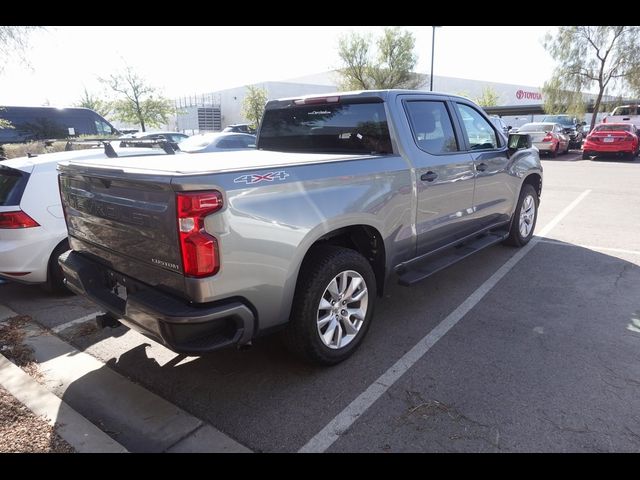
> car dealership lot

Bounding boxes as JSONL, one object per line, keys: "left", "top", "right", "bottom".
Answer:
{"left": 1, "top": 151, "right": 639, "bottom": 452}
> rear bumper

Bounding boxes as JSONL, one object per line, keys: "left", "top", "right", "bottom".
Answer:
{"left": 583, "top": 142, "right": 636, "bottom": 153}
{"left": 58, "top": 250, "right": 255, "bottom": 354}
{"left": 0, "top": 228, "right": 61, "bottom": 284}
{"left": 533, "top": 142, "right": 555, "bottom": 152}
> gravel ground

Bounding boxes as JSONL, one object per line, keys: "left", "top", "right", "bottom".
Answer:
{"left": 0, "top": 315, "right": 75, "bottom": 452}
{"left": 0, "top": 386, "right": 75, "bottom": 453}
{"left": 0, "top": 315, "right": 41, "bottom": 379}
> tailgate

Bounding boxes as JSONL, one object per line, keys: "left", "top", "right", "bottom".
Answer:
{"left": 59, "top": 165, "right": 185, "bottom": 291}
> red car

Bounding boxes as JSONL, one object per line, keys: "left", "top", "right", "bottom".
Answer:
{"left": 582, "top": 123, "right": 639, "bottom": 160}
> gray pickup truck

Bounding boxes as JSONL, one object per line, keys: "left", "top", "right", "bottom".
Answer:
{"left": 58, "top": 90, "right": 542, "bottom": 365}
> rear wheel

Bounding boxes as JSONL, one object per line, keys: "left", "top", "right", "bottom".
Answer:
{"left": 42, "top": 240, "right": 74, "bottom": 295}
{"left": 283, "top": 245, "right": 376, "bottom": 365}
{"left": 504, "top": 184, "right": 539, "bottom": 247}
{"left": 582, "top": 151, "right": 591, "bottom": 160}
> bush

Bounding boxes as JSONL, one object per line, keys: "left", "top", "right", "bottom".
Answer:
{"left": 1, "top": 140, "right": 94, "bottom": 159}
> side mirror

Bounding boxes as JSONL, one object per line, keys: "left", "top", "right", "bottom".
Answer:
{"left": 508, "top": 133, "right": 532, "bottom": 152}
{"left": 507, "top": 125, "right": 512, "bottom": 130}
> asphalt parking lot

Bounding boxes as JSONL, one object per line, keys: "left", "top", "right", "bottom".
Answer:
{"left": 2, "top": 151, "right": 639, "bottom": 452}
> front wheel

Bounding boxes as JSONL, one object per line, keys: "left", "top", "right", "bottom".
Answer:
{"left": 283, "top": 245, "right": 376, "bottom": 365}
{"left": 504, "top": 184, "right": 539, "bottom": 247}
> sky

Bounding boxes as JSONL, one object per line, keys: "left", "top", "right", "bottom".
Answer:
{"left": 0, "top": 26, "right": 558, "bottom": 107}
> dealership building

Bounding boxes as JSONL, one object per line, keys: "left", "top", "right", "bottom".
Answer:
{"left": 172, "top": 71, "right": 603, "bottom": 134}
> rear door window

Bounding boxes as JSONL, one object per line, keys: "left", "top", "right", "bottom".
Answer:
{"left": 404, "top": 100, "right": 459, "bottom": 154}
{"left": 0, "top": 166, "right": 29, "bottom": 206}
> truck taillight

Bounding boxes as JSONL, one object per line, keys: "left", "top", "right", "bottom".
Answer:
{"left": 542, "top": 133, "right": 553, "bottom": 142}
{"left": 293, "top": 96, "right": 340, "bottom": 105}
{"left": 176, "top": 191, "right": 223, "bottom": 277}
{"left": 0, "top": 210, "right": 39, "bottom": 229}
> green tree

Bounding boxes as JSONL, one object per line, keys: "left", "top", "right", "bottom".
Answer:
{"left": 0, "top": 26, "right": 43, "bottom": 73}
{"left": 241, "top": 85, "right": 268, "bottom": 129}
{"left": 474, "top": 86, "right": 500, "bottom": 107}
{"left": 101, "top": 66, "right": 174, "bottom": 132}
{"left": 542, "top": 26, "right": 640, "bottom": 131}
{"left": 0, "top": 111, "right": 13, "bottom": 130}
{"left": 1, "top": 27, "right": 43, "bottom": 129}
{"left": 337, "top": 27, "right": 422, "bottom": 90}
{"left": 75, "top": 88, "right": 112, "bottom": 118}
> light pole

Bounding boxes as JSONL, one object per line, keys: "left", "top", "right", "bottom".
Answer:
{"left": 430, "top": 26, "right": 441, "bottom": 91}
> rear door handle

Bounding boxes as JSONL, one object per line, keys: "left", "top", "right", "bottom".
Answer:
{"left": 476, "top": 163, "right": 488, "bottom": 172}
{"left": 420, "top": 171, "right": 438, "bottom": 182}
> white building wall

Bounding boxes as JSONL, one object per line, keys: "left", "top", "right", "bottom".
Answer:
{"left": 217, "top": 82, "right": 338, "bottom": 127}
{"left": 175, "top": 71, "right": 614, "bottom": 134}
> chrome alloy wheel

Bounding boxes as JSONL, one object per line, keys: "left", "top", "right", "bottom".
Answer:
{"left": 519, "top": 194, "right": 536, "bottom": 238}
{"left": 316, "top": 270, "right": 369, "bottom": 349}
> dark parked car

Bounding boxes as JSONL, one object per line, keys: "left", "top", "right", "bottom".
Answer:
{"left": 540, "top": 114, "right": 585, "bottom": 149}
{"left": 0, "top": 106, "right": 118, "bottom": 144}
{"left": 222, "top": 123, "right": 256, "bottom": 134}
{"left": 177, "top": 132, "right": 256, "bottom": 153}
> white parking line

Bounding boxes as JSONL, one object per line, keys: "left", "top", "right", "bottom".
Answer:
{"left": 538, "top": 238, "right": 640, "bottom": 256}
{"left": 51, "top": 312, "right": 102, "bottom": 334}
{"left": 299, "top": 189, "right": 592, "bottom": 453}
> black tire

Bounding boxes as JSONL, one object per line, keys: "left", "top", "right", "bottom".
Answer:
{"left": 504, "top": 184, "right": 539, "bottom": 247}
{"left": 283, "top": 245, "right": 376, "bottom": 365}
{"left": 42, "top": 240, "right": 74, "bottom": 295}
{"left": 564, "top": 142, "right": 570, "bottom": 154}
{"left": 582, "top": 151, "right": 591, "bottom": 160}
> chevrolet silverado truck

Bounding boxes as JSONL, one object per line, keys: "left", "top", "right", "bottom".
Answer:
{"left": 602, "top": 104, "right": 640, "bottom": 131}
{"left": 57, "top": 90, "right": 542, "bottom": 365}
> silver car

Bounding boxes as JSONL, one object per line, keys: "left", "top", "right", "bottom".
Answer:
{"left": 178, "top": 132, "right": 256, "bottom": 153}
{"left": 517, "top": 122, "right": 570, "bottom": 157}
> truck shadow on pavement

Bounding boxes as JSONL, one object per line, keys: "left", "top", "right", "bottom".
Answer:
{"left": 48, "top": 238, "right": 640, "bottom": 452}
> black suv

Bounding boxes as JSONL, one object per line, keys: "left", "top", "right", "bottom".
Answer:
{"left": 540, "top": 115, "right": 586, "bottom": 149}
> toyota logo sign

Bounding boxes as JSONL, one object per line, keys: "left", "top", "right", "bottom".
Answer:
{"left": 516, "top": 89, "right": 542, "bottom": 100}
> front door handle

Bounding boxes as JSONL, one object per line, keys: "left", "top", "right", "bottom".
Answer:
{"left": 421, "top": 171, "right": 438, "bottom": 182}
{"left": 476, "top": 163, "right": 488, "bottom": 172}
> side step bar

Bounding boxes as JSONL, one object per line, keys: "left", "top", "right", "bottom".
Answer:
{"left": 396, "top": 230, "right": 509, "bottom": 287}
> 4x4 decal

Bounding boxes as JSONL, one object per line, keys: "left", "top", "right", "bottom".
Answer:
{"left": 234, "top": 171, "right": 290, "bottom": 185}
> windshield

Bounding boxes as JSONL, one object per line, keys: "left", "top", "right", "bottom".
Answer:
{"left": 594, "top": 124, "right": 632, "bottom": 132}
{"left": 542, "top": 115, "right": 573, "bottom": 126}
{"left": 611, "top": 106, "right": 638, "bottom": 116}
{"left": 259, "top": 101, "right": 392, "bottom": 154}
{"left": 519, "top": 124, "right": 554, "bottom": 132}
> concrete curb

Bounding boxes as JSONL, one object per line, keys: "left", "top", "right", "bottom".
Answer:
{"left": 0, "top": 304, "right": 17, "bottom": 323}
{"left": 0, "top": 354, "right": 128, "bottom": 453}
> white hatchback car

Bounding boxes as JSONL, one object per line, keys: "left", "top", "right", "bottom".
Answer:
{"left": 0, "top": 144, "right": 165, "bottom": 292}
